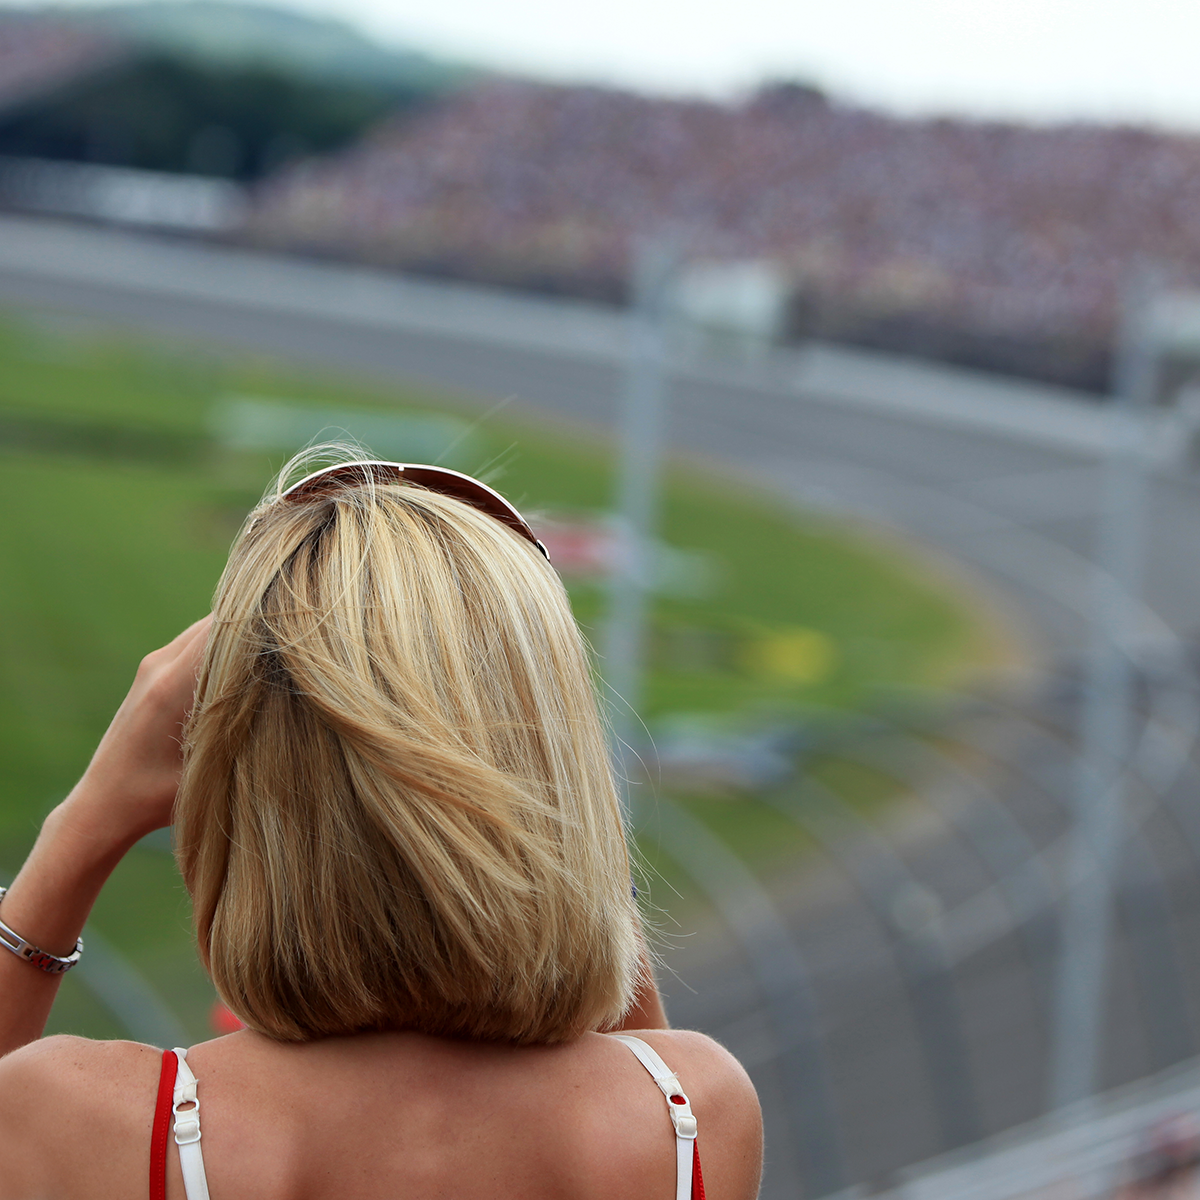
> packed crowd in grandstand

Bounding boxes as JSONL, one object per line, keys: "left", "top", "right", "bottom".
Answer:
{"left": 9, "top": 2, "right": 1200, "bottom": 387}
{"left": 249, "top": 79, "right": 1200, "bottom": 384}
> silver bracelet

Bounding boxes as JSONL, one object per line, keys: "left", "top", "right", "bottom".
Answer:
{"left": 0, "top": 887, "right": 83, "bottom": 974}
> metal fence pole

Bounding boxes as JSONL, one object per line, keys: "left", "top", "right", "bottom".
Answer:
{"left": 603, "top": 236, "right": 680, "bottom": 802}
{"left": 1048, "top": 272, "right": 1157, "bottom": 1112}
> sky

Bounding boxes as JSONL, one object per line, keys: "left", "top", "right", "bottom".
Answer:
{"left": 288, "top": 0, "right": 1200, "bottom": 129}
{"left": 19, "top": 0, "right": 1200, "bottom": 129}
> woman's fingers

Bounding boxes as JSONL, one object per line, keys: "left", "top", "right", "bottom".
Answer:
{"left": 162, "top": 614, "right": 212, "bottom": 700}
{"left": 137, "top": 616, "right": 212, "bottom": 716}
{"left": 141, "top": 614, "right": 212, "bottom": 674}
{"left": 168, "top": 613, "right": 212, "bottom": 657}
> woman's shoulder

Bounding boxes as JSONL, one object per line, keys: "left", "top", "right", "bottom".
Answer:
{"left": 610, "top": 1027, "right": 759, "bottom": 1106}
{"left": 603, "top": 1028, "right": 764, "bottom": 1197}
{"left": 0, "top": 1031, "right": 163, "bottom": 1096}
{"left": 0, "top": 1035, "right": 165, "bottom": 1196}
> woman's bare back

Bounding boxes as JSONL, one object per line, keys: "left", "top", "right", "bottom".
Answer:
{"left": 0, "top": 1027, "right": 762, "bottom": 1200}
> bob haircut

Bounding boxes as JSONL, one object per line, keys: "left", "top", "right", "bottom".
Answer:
{"left": 175, "top": 454, "right": 640, "bottom": 1043}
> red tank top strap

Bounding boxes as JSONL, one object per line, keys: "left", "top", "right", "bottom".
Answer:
{"left": 692, "top": 1141, "right": 706, "bottom": 1200}
{"left": 150, "top": 1049, "right": 178, "bottom": 1200}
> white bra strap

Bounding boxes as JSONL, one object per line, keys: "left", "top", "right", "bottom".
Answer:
{"left": 611, "top": 1034, "right": 697, "bottom": 1200}
{"left": 171, "top": 1049, "right": 212, "bottom": 1200}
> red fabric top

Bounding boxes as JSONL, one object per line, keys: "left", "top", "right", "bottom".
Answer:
{"left": 149, "top": 1050, "right": 177, "bottom": 1200}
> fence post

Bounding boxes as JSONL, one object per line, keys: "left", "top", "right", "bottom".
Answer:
{"left": 1049, "top": 269, "right": 1157, "bottom": 1111}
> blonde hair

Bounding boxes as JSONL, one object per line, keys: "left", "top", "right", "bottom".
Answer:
{"left": 175, "top": 456, "right": 639, "bottom": 1043}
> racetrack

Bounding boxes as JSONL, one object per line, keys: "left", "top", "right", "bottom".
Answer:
{"left": 4, "top": 212, "right": 1200, "bottom": 1199}
{"left": 6, "top": 213, "right": 1200, "bottom": 651}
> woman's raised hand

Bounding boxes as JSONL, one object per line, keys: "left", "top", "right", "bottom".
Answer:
{"left": 65, "top": 615, "right": 212, "bottom": 846}
{"left": 0, "top": 617, "right": 213, "bottom": 1055}
{"left": 0, "top": 619, "right": 211, "bottom": 1060}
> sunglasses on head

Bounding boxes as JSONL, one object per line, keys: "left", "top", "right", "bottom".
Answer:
{"left": 279, "top": 461, "right": 550, "bottom": 562}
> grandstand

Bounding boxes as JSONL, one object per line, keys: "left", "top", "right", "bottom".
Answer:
{"left": 248, "top": 78, "right": 1200, "bottom": 389}
{"left": 12, "top": 10, "right": 1200, "bottom": 389}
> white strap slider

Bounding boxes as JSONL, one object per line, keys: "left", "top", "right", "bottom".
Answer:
{"left": 174, "top": 1114, "right": 201, "bottom": 1146}
{"left": 669, "top": 1100, "right": 698, "bottom": 1140}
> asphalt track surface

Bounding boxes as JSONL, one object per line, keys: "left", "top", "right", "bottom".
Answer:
{"left": 5, "top": 214, "right": 1200, "bottom": 1199}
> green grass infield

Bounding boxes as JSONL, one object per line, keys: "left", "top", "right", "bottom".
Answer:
{"left": 0, "top": 311, "right": 1008, "bottom": 1040}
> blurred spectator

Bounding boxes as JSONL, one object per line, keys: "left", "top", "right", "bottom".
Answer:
{"left": 1116, "top": 1117, "right": 1200, "bottom": 1200}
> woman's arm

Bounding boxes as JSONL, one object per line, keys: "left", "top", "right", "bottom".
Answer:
{"left": 0, "top": 799, "right": 140, "bottom": 1054}
{"left": 0, "top": 617, "right": 210, "bottom": 1058}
